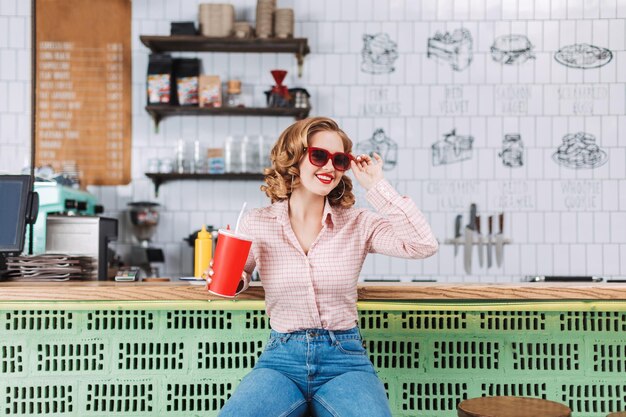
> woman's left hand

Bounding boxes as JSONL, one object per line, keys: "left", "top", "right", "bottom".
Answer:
{"left": 351, "top": 152, "right": 384, "bottom": 191}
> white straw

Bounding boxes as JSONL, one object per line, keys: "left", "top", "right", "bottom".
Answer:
{"left": 235, "top": 201, "right": 247, "bottom": 234}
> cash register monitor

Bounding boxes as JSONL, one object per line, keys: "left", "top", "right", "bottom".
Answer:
{"left": 0, "top": 175, "right": 33, "bottom": 254}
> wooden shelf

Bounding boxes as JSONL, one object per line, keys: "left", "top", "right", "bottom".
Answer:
{"left": 145, "top": 105, "right": 311, "bottom": 129}
{"left": 145, "top": 172, "right": 265, "bottom": 196}
{"left": 140, "top": 35, "right": 309, "bottom": 54}
{"left": 140, "top": 35, "right": 312, "bottom": 131}
{"left": 139, "top": 35, "right": 310, "bottom": 75}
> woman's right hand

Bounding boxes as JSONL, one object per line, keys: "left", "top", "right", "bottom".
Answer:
{"left": 204, "top": 260, "right": 248, "bottom": 293}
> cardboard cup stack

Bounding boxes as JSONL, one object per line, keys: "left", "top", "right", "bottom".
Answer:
{"left": 274, "top": 8, "right": 294, "bottom": 38}
{"left": 199, "top": 3, "right": 234, "bottom": 37}
{"left": 255, "top": 0, "right": 275, "bottom": 38}
{"left": 234, "top": 21, "right": 252, "bottom": 38}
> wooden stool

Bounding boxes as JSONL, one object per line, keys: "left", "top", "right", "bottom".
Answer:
{"left": 457, "top": 396, "right": 571, "bottom": 417}
{"left": 607, "top": 412, "right": 626, "bottom": 417}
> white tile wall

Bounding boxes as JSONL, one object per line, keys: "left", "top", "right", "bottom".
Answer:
{"left": 1, "top": 0, "right": 625, "bottom": 280}
{"left": 0, "top": 1, "right": 28, "bottom": 174}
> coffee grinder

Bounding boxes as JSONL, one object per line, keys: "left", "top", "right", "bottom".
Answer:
{"left": 267, "top": 69, "right": 291, "bottom": 108}
{"left": 127, "top": 202, "right": 164, "bottom": 277}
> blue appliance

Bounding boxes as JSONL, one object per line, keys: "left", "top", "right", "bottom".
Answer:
{"left": 28, "top": 182, "right": 100, "bottom": 254}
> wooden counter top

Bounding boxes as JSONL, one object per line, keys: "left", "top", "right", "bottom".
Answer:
{"left": 1, "top": 281, "right": 625, "bottom": 301}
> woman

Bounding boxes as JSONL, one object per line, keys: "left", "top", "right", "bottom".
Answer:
{"left": 210, "top": 117, "right": 438, "bottom": 417}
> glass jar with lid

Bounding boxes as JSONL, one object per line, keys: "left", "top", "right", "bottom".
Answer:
{"left": 225, "top": 80, "right": 244, "bottom": 108}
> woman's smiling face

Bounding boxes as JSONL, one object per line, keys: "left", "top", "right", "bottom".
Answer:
{"left": 298, "top": 130, "right": 345, "bottom": 197}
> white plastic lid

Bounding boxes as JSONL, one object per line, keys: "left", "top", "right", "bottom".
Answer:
{"left": 218, "top": 228, "right": 253, "bottom": 242}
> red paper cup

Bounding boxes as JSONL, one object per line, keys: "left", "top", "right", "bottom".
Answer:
{"left": 208, "top": 229, "right": 253, "bottom": 298}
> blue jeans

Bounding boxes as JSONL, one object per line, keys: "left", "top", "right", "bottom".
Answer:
{"left": 219, "top": 327, "right": 392, "bottom": 417}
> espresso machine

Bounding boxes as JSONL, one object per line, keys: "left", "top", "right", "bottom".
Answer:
{"left": 29, "top": 181, "right": 100, "bottom": 254}
{"left": 127, "top": 202, "right": 164, "bottom": 277}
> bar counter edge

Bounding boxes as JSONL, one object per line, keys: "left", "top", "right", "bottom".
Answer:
{"left": 1, "top": 281, "right": 625, "bottom": 301}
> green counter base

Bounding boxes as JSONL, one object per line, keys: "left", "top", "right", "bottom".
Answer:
{"left": 1, "top": 301, "right": 625, "bottom": 416}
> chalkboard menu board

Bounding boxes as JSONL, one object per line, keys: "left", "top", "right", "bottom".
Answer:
{"left": 35, "top": 0, "right": 131, "bottom": 186}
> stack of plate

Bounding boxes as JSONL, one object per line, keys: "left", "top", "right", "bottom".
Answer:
{"left": 4, "top": 254, "right": 95, "bottom": 281}
{"left": 199, "top": 3, "right": 235, "bottom": 37}
{"left": 255, "top": 0, "right": 275, "bottom": 38}
{"left": 274, "top": 8, "right": 294, "bottom": 38}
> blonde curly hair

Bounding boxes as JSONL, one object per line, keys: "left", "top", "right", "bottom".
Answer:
{"left": 261, "top": 117, "right": 356, "bottom": 208}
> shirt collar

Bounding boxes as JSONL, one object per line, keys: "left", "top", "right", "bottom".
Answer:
{"left": 321, "top": 198, "right": 335, "bottom": 227}
{"left": 271, "top": 198, "right": 336, "bottom": 227}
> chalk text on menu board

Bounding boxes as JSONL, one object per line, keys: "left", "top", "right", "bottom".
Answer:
{"left": 494, "top": 180, "right": 535, "bottom": 210}
{"left": 437, "top": 86, "right": 469, "bottom": 115}
{"left": 37, "top": 41, "right": 125, "bottom": 181}
{"left": 495, "top": 85, "right": 530, "bottom": 115}
{"left": 557, "top": 85, "right": 609, "bottom": 115}
{"left": 558, "top": 180, "right": 602, "bottom": 210}
{"left": 361, "top": 87, "right": 401, "bottom": 116}
{"left": 426, "top": 180, "right": 480, "bottom": 210}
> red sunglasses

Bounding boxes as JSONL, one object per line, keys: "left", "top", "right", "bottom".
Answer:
{"left": 305, "top": 147, "right": 355, "bottom": 171}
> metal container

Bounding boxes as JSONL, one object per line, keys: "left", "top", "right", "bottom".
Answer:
{"left": 127, "top": 202, "right": 160, "bottom": 245}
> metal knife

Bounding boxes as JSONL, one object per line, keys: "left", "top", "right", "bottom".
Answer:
{"left": 527, "top": 275, "right": 603, "bottom": 282}
{"left": 487, "top": 215, "right": 494, "bottom": 268}
{"left": 476, "top": 215, "right": 484, "bottom": 268}
{"left": 454, "top": 214, "right": 462, "bottom": 257}
{"left": 463, "top": 203, "right": 477, "bottom": 274}
{"left": 495, "top": 212, "right": 504, "bottom": 268}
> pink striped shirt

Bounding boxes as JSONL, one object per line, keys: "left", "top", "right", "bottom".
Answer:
{"left": 239, "top": 179, "right": 438, "bottom": 333}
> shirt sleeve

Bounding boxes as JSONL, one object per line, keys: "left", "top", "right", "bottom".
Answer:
{"left": 363, "top": 179, "right": 438, "bottom": 259}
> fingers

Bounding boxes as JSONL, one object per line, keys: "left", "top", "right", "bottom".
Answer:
{"left": 202, "top": 266, "right": 214, "bottom": 283}
{"left": 355, "top": 153, "right": 374, "bottom": 169}
{"left": 356, "top": 153, "right": 384, "bottom": 168}
{"left": 204, "top": 270, "right": 212, "bottom": 290}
